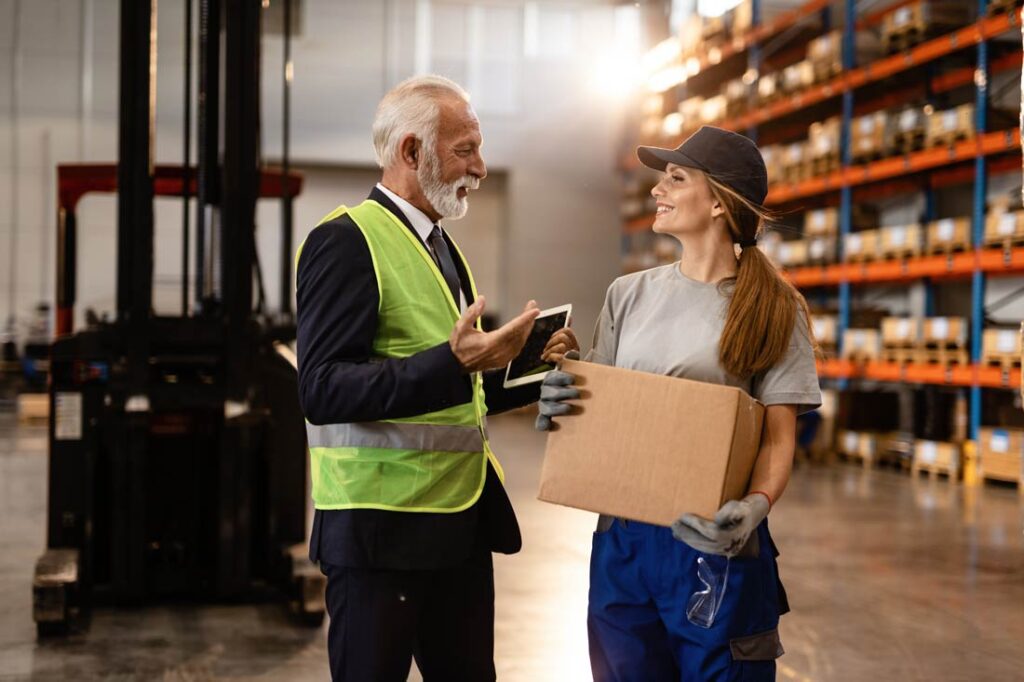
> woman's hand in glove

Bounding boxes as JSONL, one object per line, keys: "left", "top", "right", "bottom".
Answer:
{"left": 535, "top": 351, "right": 580, "bottom": 431}
{"left": 670, "top": 493, "right": 771, "bottom": 557}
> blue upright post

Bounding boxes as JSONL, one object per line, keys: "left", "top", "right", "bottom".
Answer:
{"left": 970, "top": 0, "right": 990, "bottom": 441}
{"left": 747, "top": 0, "right": 761, "bottom": 142}
{"left": 837, "top": 0, "right": 856, "bottom": 389}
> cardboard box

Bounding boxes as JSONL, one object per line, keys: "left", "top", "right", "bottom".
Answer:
{"left": 978, "top": 427, "right": 1024, "bottom": 482}
{"left": 926, "top": 217, "right": 971, "bottom": 253}
{"left": 922, "top": 316, "right": 967, "bottom": 346}
{"left": 812, "top": 315, "right": 837, "bottom": 347}
{"left": 538, "top": 359, "right": 765, "bottom": 525}
{"left": 778, "top": 239, "right": 808, "bottom": 267}
{"left": 882, "top": 317, "right": 922, "bottom": 347}
{"left": 806, "top": 235, "right": 837, "bottom": 265}
{"left": 984, "top": 209, "right": 1024, "bottom": 245}
{"left": 844, "top": 229, "right": 879, "bottom": 261}
{"left": 879, "top": 223, "right": 922, "bottom": 257}
{"left": 805, "top": 208, "right": 838, "bottom": 237}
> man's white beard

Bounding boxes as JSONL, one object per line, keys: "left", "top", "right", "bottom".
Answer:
{"left": 419, "top": 149, "right": 478, "bottom": 220}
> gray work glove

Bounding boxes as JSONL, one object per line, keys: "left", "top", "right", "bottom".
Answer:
{"left": 671, "top": 493, "right": 771, "bottom": 557}
{"left": 534, "top": 351, "right": 580, "bottom": 431}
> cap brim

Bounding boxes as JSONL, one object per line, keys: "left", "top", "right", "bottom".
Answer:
{"left": 636, "top": 146, "right": 707, "bottom": 173}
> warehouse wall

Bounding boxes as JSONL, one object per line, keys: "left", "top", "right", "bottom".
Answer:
{"left": 0, "top": 0, "right": 627, "bottom": 350}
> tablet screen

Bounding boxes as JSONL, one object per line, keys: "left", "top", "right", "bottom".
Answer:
{"left": 505, "top": 309, "right": 570, "bottom": 385}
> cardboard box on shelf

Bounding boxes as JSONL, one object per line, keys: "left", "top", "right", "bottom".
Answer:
{"left": 879, "top": 223, "right": 923, "bottom": 258}
{"left": 888, "top": 105, "right": 928, "bottom": 153}
{"left": 850, "top": 111, "right": 889, "bottom": 161}
{"left": 805, "top": 208, "right": 839, "bottom": 237}
{"left": 807, "top": 29, "right": 882, "bottom": 82}
{"left": 925, "top": 217, "right": 971, "bottom": 255}
{"left": 922, "top": 316, "right": 967, "bottom": 347}
{"left": 984, "top": 209, "right": 1024, "bottom": 246}
{"left": 700, "top": 95, "right": 727, "bottom": 125}
{"left": 981, "top": 328, "right": 1022, "bottom": 367}
{"left": 881, "top": 0, "right": 974, "bottom": 53}
{"left": 882, "top": 317, "right": 922, "bottom": 347}
{"left": 841, "top": 329, "right": 881, "bottom": 361}
{"left": 538, "top": 359, "right": 765, "bottom": 525}
{"left": 806, "top": 235, "right": 837, "bottom": 265}
{"left": 844, "top": 229, "right": 880, "bottom": 261}
{"left": 926, "top": 103, "right": 975, "bottom": 148}
{"left": 777, "top": 239, "right": 809, "bottom": 268}
{"left": 722, "top": 77, "right": 750, "bottom": 118}
{"left": 781, "top": 60, "right": 815, "bottom": 94}
{"left": 757, "top": 72, "right": 781, "bottom": 104}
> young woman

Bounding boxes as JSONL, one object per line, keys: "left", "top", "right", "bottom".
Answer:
{"left": 538, "top": 126, "right": 821, "bottom": 681}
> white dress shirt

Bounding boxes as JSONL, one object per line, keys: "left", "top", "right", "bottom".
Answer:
{"left": 376, "top": 183, "right": 466, "bottom": 311}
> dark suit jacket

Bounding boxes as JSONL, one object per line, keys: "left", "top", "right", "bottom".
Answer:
{"left": 296, "top": 187, "right": 540, "bottom": 570}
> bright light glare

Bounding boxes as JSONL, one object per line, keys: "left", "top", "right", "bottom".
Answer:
{"left": 589, "top": 6, "right": 643, "bottom": 98}
{"left": 698, "top": 0, "right": 743, "bottom": 18}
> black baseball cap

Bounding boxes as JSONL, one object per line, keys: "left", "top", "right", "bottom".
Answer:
{"left": 637, "top": 126, "right": 768, "bottom": 205}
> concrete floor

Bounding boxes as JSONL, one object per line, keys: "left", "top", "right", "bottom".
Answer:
{"left": 2, "top": 409, "right": 1024, "bottom": 681}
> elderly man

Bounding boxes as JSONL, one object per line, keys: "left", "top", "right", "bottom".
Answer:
{"left": 296, "top": 75, "right": 578, "bottom": 681}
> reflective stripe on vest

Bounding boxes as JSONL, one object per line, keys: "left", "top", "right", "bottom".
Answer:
{"left": 306, "top": 421, "right": 484, "bottom": 453}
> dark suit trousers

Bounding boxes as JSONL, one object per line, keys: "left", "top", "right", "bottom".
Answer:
{"left": 322, "top": 550, "right": 496, "bottom": 682}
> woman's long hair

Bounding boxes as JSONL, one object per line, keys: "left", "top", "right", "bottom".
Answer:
{"left": 700, "top": 172, "right": 816, "bottom": 378}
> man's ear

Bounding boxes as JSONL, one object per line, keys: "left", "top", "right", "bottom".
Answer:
{"left": 399, "top": 134, "right": 419, "bottom": 170}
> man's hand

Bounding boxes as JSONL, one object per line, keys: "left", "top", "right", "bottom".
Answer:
{"left": 541, "top": 325, "right": 580, "bottom": 364}
{"left": 670, "top": 493, "right": 770, "bottom": 557}
{"left": 450, "top": 296, "right": 540, "bottom": 373}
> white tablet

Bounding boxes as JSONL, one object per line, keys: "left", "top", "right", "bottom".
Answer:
{"left": 503, "top": 304, "right": 573, "bottom": 388}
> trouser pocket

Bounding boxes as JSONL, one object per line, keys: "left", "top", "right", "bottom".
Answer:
{"left": 729, "top": 627, "right": 784, "bottom": 661}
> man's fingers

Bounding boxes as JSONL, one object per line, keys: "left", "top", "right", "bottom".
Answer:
{"left": 522, "top": 299, "right": 539, "bottom": 313}
{"left": 455, "top": 296, "right": 486, "bottom": 336}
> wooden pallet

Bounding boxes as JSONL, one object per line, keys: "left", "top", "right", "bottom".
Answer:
{"left": 981, "top": 352, "right": 1022, "bottom": 370}
{"left": 842, "top": 350, "right": 881, "bottom": 364}
{"left": 983, "top": 235, "right": 1024, "bottom": 251}
{"left": 878, "top": 245, "right": 923, "bottom": 260}
{"left": 851, "top": 148, "right": 886, "bottom": 165}
{"left": 926, "top": 130, "right": 972, "bottom": 149}
{"left": 923, "top": 240, "right": 970, "bottom": 257}
{"left": 809, "top": 155, "right": 841, "bottom": 177}
{"left": 912, "top": 460, "right": 959, "bottom": 479}
{"left": 915, "top": 347, "right": 969, "bottom": 366}
{"left": 892, "top": 131, "right": 926, "bottom": 154}
{"left": 880, "top": 347, "right": 916, "bottom": 364}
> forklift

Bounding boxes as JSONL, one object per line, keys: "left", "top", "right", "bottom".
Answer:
{"left": 32, "top": 0, "right": 324, "bottom": 635}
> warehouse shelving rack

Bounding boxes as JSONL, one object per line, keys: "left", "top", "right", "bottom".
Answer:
{"left": 624, "top": 0, "right": 1024, "bottom": 443}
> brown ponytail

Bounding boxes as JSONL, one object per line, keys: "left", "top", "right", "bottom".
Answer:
{"left": 702, "top": 173, "right": 816, "bottom": 378}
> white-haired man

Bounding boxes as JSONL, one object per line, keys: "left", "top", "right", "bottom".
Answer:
{"left": 296, "top": 75, "right": 578, "bottom": 680}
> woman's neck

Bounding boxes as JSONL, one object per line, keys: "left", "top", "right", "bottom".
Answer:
{"left": 675, "top": 232, "right": 738, "bottom": 283}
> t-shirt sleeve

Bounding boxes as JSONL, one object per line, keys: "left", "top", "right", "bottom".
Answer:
{"left": 585, "top": 285, "right": 617, "bottom": 367}
{"left": 752, "top": 310, "right": 822, "bottom": 414}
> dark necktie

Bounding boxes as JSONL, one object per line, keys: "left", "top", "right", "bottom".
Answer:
{"left": 427, "top": 225, "right": 462, "bottom": 308}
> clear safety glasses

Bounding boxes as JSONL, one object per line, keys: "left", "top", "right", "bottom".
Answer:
{"left": 686, "top": 555, "right": 731, "bottom": 629}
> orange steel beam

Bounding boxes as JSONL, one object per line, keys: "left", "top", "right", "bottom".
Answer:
{"left": 816, "top": 359, "right": 1021, "bottom": 389}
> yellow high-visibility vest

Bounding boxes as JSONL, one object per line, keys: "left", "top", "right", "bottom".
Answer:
{"left": 297, "top": 200, "right": 501, "bottom": 512}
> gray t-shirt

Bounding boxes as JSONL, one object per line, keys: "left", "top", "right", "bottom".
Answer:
{"left": 588, "top": 263, "right": 821, "bottom": 413}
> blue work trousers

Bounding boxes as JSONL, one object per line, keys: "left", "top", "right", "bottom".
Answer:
{"left": 588, "top": 519, "right": 784, "bottom": 682}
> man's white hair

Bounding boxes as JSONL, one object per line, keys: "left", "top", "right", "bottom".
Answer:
{"left": 372, "top": 75, "right": 471, "bottom": 169}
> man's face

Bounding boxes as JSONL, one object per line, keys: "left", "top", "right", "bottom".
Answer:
{"left": 418, "top": 99, "right": 487, "bottom": 220}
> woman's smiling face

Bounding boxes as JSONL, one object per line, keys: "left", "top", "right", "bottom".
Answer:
{"left": 650, "top": 163, "right": 717, "bottom": 237}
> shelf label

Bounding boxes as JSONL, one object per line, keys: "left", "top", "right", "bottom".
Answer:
{"left": 999, "top": 213, "right": 1017, "bottom": 236}
{"left": 918, "top": 441, "right": 938, "bottom": 464}
{"left": 931, "top": 317, "right": 950, "bottom": 340}
{"left": 990, "top": 429, "right": 1010, "bottom": 453}
{"left": 847, "top": 233, "right": 863, "bottom": 254}
{"left": 896, "top": 318, "right": 911, "bottom": 339}
{"left": 936, "top": 219, "right": 955, "bottom": 241}
{"left": 55, "top": 392, "right": 82, "bottom": 441}
{"left": 890, "top": 226, "right": 907, "bottom": 247}
{"left": 997, "top": 330, "right": 1017, "bottom": 353}
{"left": 899, "top": 109, "right": 918, "bottom": 132}
{"left": 809, "top": 238, "right": 826, "bottom": 259}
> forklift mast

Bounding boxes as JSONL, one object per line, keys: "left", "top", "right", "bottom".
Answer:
{"left": 33, "top": 0, "right": 322, "bottom": 637}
